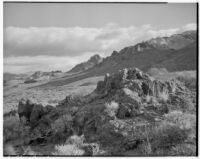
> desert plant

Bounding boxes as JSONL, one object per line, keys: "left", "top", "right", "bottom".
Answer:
{"left": 22, "top": 146, "right": 41, "bottom": 156}
{"left": 51, "top": 114, "right": 73, "bottom": 133}
{"left": 164, "top": 111, "right": 196, "bottom": 130}
{"left": 66, "top": 134, "right": 85, "bottom": 146}
{"left": 145, "top": 95, "right": 158, "bottom": 105}
{"left": 4, "top": 144, "right": 17, "bottom": 156}
{"left": 52, "top": 144, "right": 85, "bottom": 156}
{"left": 105, "top": 101, "right": 119, "bottom": 117}
{"left": 158, "top": 91, "right": 169, "bottom": 102}
{"left": 176, "top": 73, "right": 196, "bottom": 90}
{"left": 164, "top": 111, "right": 196, "bottom": 143}
{"left": 150, "top": 121, "right": 188, "bottom": 153}
{"left": 4, "top": 115, "right": 23, "bottom": 142}
{"left": 169, "top": 143, "right": 196, "bottom": 156}
{"left": 52, "top": 134, "right": 100, "bottom": 156}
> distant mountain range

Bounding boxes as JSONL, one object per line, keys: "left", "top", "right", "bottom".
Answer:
{"left": 39, "top": 30, "right": 197, "bottom": 87}
{"left": 69, "top": 30, "right": 196, "bottom": 74}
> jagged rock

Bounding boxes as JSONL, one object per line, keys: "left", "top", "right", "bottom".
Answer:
{"left": 58, "top": 95, "right": 85, "bottom": 108}
{"left": 18, "top": 98, "right": 34, "bottom": 121}
{"left": 111, "top": 50, "right": 118, "bottom": 56}
{"left": 30, "top": 104, "right": 45, "bottom": 124}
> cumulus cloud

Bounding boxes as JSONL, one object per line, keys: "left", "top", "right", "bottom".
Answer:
{"left": 4, "top": 23, "right": 196, "bottom": 73}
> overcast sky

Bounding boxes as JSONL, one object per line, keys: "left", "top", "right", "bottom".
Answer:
{"left": 4, "top": 3, "right": 197, "bottom": 74}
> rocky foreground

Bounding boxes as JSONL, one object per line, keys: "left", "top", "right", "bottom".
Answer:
{"left": 4, "top": 68, "right": 196, "bottom": 156}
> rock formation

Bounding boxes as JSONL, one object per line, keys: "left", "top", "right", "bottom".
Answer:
{"left": 15, "top": 67, "right": 193, "bottom": 155}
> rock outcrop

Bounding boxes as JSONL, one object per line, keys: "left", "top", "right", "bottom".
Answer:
{"left": 16, "top": 67, "right": 192, "bottom": 155}
{"left": 68, "top": 54, "right": 103, "bottom": 73}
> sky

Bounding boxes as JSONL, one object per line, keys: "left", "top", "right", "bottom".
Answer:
{"left": 3, "top": 3, "right": 197, "bottom": 74}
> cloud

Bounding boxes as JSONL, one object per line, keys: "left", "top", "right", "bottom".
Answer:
{"left": 4, "top": 23, "right": 196, "bottom": 73}
{"left": 182, "top": 23, "right": 197, "bottom": 31}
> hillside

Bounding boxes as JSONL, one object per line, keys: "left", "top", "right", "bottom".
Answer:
{"left": 4, "top": 68, "right": 196, "bottom": 156}
{"left": 38, "top": 30, "right": 197, "bottom": 88}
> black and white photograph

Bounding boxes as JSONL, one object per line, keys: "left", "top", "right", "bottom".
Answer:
{"left": 3, "top": 1, "right": 198, "bottom": 156}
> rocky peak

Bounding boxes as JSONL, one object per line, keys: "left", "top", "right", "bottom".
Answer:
{"left": 88, "top": 54, "right": 102, "bottom": 63}
{"left": 68, "top": 54, "right": 103, "bottom": 73}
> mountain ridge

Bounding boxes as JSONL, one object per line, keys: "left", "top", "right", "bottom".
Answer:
{"left": 38, "top": 30, "right": 197, "bottom": 87}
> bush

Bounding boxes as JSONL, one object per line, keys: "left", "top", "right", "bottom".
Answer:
{"left": 145, "top": 95, "right": 158, "bottom": 105}
{"left": 164, "top": 111, "right": 196, "bottom": 143}
{"left": 158, "top": 91, "right": 169, "bottom": 102}
{"left": 164, "top": 111, "right": 196, "bottom": 131}
{"left": 52, "top": 135, "right": 100, "bottom": 156}
{"left": 169, "top": 143, "right": 196, "bottom": 156}
{"left": 3, "top": 115, "right": 27, "bottom": 142}
{"left": 176, "top": 73, "right": 196, "bottom": 90}
{"left": 4, "top": 144, "right": 17, "bottom": 156}
{"left": 22, "top": 146, "right": 41, "bottom": 156}
{"left": 105, "top": 101, "right": 119, "bottom": 117}
{"left": 150, "top": 121, "right": 188, "bottom": 152}
{"left": 51, "top": 114, "right": 73, "bottom": 133}
{"left": 52, "top": 144, "right": 85, "bottom": 156}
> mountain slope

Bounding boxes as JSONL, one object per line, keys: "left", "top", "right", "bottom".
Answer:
{"left": 38, "top": 30, "right": 197, "bottom": 87}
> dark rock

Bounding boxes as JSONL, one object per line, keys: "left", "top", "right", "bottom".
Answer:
{"left": 18, "top": 98, "right": 34, "bottom": 121}
{"left": 30, "top": 104, "right": 45, "bottom": 124}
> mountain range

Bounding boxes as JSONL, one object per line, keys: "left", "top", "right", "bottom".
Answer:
{"left": 68, "top": 30, "right": 196, "bottom": 74}
{"left": 5, "top": 30, "right": 196, "bottom": 87}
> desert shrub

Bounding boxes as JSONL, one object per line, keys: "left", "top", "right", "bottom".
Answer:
{"left": 52, "top": 134, "right": 100, "bottom": 156}
{"left": 51, "top": 114, "right": 73, "bottom": 133}
{"left": 145, "top": 95, "right": 158, "bottom": 105}
{"left": 158, "top": 91, "right": 169, "bottom": 102}
{"left": 4, "top": 144, "right": 17, "bottom": 156}
{"left": 4, "top": 115, "right": 25, "bottom": 142}
{"left": 170, "top": 95, "right": 195, "bottom": 112}
{"left": 164, "top": 111, "right": 196, "bottom": 143}
{"left": 164, "top": 111, "right": 196, "bottom": 130}
{"left": 22, "top": 146, "right": 41, "bottom": 156}
{"left": 150, "top": 121, "right": 188, "bottom": 152}
{"left": 50, "top": 114, "right": 74, "bottom": 144}
{"left": 105, "top": 101, "right": 119, "bottom": 117}
{"left": 169, "top": 143, "right": 196, "bottom": 156}
{"left": 52, "top": 144, "right": 85, "bottom": 156}
{"left": 66, "top": 134, "right": 85, "bottom": 146}
{"left": 52, "top": 135, "right": 85, "bottom": 155}
{"left": 176, "top": 73, "right": 196, "bottom": 90}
